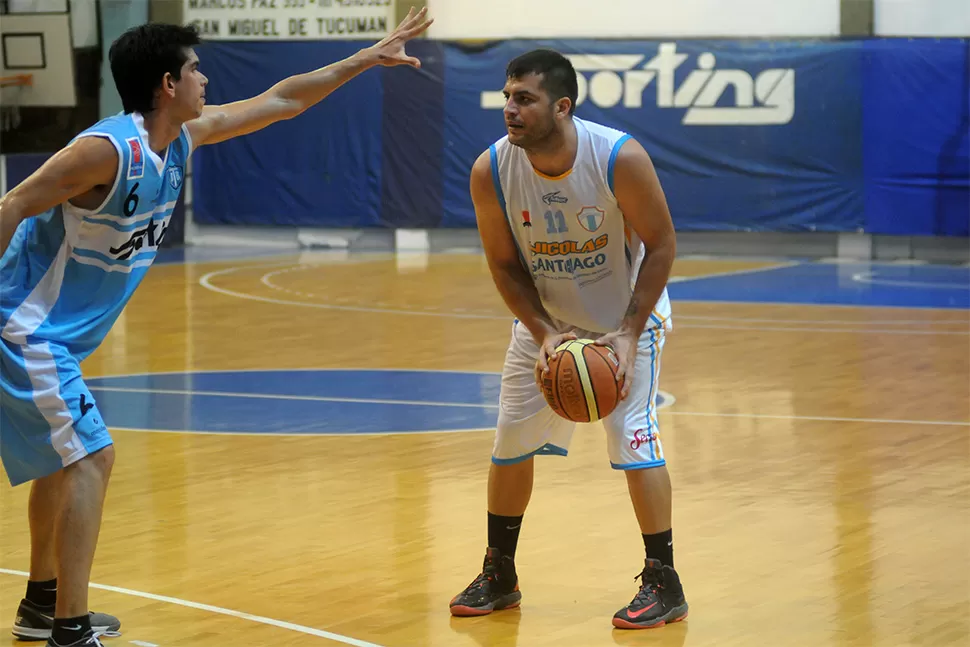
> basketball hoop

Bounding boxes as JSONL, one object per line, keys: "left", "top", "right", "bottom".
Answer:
{"left": 0, "top": 73, "right": 32, "bottom": 132}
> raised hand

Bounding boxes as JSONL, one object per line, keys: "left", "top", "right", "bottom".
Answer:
{"left": 366, "top": 6, "right": 434, "bottom": 68}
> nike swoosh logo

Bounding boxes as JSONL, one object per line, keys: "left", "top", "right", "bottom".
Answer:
{"left": 627, "top": 601, "right": 658, "bottom": 619}
{"left": 63, "top": 624, "right": 82, "bottom": 630}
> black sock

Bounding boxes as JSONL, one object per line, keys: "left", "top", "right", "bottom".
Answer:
{"left": 25, "top": 578, "right": 57, "bottom": 608}
{"left": 488, "top": 512, "right": 523, "bottom": 560}
{"left": 51, "top": 615, "right": 91, "bottom": 645}
{"left": 643, "top": 528, "right": 674, "bottom": 568}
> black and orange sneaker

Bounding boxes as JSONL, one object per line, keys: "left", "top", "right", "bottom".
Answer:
{"left": 612, "top": 558, "right": 688, "bottom": 629}
{"left": 449, "top": 547, "right": 521, "bottom": 616}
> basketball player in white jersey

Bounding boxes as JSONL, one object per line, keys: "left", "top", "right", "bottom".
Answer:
{"left": 0, "top": 10, "right": 432, "bottom": 647}
{"left": 449, "top": 49, "right": 688, "bottom": 629}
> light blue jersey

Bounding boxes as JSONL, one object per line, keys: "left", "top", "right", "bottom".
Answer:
{"left": 0, "top": 112, "right": 193, "bottom": 486}
{"left": 1, "top": 112, "right": 192, "bottom": 357}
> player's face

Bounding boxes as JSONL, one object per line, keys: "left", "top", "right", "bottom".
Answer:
{"left": 176, "top": 49, "right": 208, "bottom": 119}
{"left": 502, "top": 73, "right": 559, "bottom": 149}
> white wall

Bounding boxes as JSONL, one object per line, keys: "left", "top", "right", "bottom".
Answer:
{"left": 427, "top": 0, "right": 841, "bottom": 39}
{"left": 874, "top": 0, "right": 970, "bottom": 37}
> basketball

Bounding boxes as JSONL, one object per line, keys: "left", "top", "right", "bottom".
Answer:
{"left": 540, "top": 339, "right": 623, "bottom": 423}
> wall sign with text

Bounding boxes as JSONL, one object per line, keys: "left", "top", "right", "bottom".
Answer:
{"left": 183, "top": 0, "right": 395, "bottom": 40}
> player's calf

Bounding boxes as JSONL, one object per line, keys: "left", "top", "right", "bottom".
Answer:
{"left": 449, "top": 547, "right": 521, "bottom": 616}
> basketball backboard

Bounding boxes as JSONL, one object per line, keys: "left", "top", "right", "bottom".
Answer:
{"left": 0, "top": 8, "right": 77, "bottom": 107}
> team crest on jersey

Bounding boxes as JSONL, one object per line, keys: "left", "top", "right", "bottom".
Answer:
{"left": 167, "top": 166, "right": 184, "bottom": 190}
{"left": 126, "top": 137, "right": 144, "bottom": 180}
{"left": 577, "top": 206, "right": 606, "bottom": 232}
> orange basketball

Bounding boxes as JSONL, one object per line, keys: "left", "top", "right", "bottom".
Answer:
{"left": 540, "top": 339, "right": 623, "bottom": 423}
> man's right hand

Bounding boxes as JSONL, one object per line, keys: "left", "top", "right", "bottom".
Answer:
{"left": 534, "top": 330, "right": 579, "bottom": 386}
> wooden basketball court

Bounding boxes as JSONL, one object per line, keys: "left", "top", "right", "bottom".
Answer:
{"left": 2, "top": 252, "right": 968, "bottom": 647}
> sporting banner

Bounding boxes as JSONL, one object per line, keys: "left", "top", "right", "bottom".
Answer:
{"left": 183, "top": 0, "right": 395, "bottom": 40}
{"left": 188, "top": 38, "right": 968, "bottom": 236}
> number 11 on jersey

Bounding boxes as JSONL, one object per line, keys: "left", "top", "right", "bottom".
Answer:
{"left": 544, "top": 210, "right": 567, "bottom": 234}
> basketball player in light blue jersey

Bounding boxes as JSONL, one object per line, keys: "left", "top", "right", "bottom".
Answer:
{"left": 0, "top": 10, "right": 432, "bottom": 647}
{"left": 450, "top": 50, "right": 689, "bottom": 629}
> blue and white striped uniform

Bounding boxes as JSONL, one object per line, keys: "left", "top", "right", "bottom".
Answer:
{"left": 488, "top": 117, "right": 671, "bottom": 470}
{"left": 0, "top": 112, "right": 192, "bottom": 486}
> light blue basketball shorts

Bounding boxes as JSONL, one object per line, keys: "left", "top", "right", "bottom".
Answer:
{"left": 0, "top": 337, "right": 112, "bottom": 486}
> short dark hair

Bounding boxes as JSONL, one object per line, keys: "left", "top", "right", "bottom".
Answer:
{"left": 506, "top": 49, "right": 578, "bottom": 115}
{"left": 109, "top": 23, "right": 201, "bottom": 115}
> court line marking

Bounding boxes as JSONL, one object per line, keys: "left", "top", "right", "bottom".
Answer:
{"left": 666, "top": 260, "right": 802, "bottom": 283}
{"left": 667, "top": 411, "right": 969, "bottom": 427}
{"left": 851, "top": 271, "right": 970, "bottom": 290}
{"left": 88, "top": 367, "right": 506, "bottom": 379}
{"left": 154, "top": 250, "right": 299, "bottom": 267}
{"left": 82, "top": 408, "right": 970, "bottom": 437}
{"left": 199, "top": 265, "right": 970, "bottom": 332}
{"left": 200, "top": 265, "right": 509, "bottom": 320}
{"left": 670, "top": 323, "right": 967, "bottom": 335}
{"left": 674, "top": 314, "right": 967, "bottom": 327}
{"left": 103, "top": 407, "right": 970, "bottom": 436}
{"left": 110, "top": 425, "right": 497, "bottom": 437}
{"left": 671, "top": 297, "right": 968, "bottom": 313}
{"left": 0, "top": 569, "right": 386, "bottom": 647}
{"left": 88, "top": 386, "right": 502, "bottom": 409}
{"left": 85, "top": 385, "right": 675, "bottom": 410}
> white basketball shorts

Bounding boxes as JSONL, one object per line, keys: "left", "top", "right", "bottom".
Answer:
{"left": 492, "top": 320, "right": 667, "bottom": 470}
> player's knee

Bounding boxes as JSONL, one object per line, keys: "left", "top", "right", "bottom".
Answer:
{"left": 91, "top": 444, "right": 116, "bottom": 481}
{"left": 67, "top": 445, "right": 115, "bottom": 484}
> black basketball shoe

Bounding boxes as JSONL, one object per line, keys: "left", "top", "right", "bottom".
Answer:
{"left": 449, "top": 547, "right": 521, "bottom": 616}
{"left": 612, "top": 558, "right": 688, "bottom": 629}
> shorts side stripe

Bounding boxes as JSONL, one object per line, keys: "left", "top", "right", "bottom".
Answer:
{"left": 20, "top": 342, "right": 85, "bottom": 464}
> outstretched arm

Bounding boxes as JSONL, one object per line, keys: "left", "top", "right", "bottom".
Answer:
{"left": 186, "top": 6, "right": 432, "bottom": 147}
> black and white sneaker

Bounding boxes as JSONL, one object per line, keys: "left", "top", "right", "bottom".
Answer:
{"left": 12, "top": 599, "right": 121, "bottom": 641}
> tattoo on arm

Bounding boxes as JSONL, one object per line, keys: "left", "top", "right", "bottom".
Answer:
{"left": 625, "top": 296, "right": 639, "bottom": 318}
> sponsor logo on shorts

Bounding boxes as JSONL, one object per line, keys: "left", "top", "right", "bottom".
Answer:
{"left": 630, "top": 428, "right": 658, "bottom": 451}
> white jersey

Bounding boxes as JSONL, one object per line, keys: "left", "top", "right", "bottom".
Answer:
{"left": 489, "top": 117, "right": 672, "bottom": 335}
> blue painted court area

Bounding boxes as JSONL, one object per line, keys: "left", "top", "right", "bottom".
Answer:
{"left": 86, "top": 370, "right": 502, "bottom": 435}
{"left": 670, "top": 262, "right": 970, "bottom": 309}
